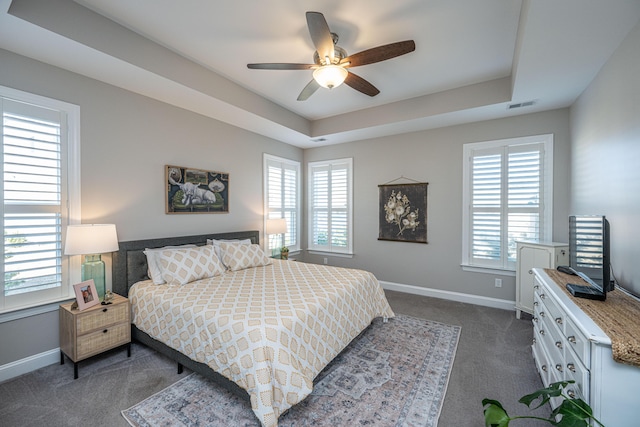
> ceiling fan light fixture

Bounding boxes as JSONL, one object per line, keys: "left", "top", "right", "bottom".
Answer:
{"left": 313, "top": 65, "right": 348, "bottom": 89}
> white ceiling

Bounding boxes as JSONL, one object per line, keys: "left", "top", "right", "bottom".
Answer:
{"left": 1, "top": 0, "right": 640, "bottom": 148}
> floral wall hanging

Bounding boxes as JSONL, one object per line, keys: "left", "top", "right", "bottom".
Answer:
{"left": 378, "top": 182, "right": 428, "bottom": 243}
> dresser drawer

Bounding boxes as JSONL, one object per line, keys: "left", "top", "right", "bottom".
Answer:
{"left": 76, "top": 322, "right": 130, "bottom": 360}
{"left": 76, "top": 302, "right": 129, "bottom": 335}
{"left": 565, "top": 316, "right": 590, "bottom": 367}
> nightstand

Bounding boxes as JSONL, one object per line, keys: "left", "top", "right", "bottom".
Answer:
{"left": 59, "top": 293, "right": 131, "bottom": 379}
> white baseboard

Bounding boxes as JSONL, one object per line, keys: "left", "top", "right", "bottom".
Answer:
{"left": 380, "top": 280, "right": 516, "bottom": 311}
{"left": 0, "top": 348, "right": 59, "bottom": 383}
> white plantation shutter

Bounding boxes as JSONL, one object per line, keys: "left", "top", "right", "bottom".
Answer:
{"left": 1, "top": 89, "right": 79, "bottom": 312}
{"left": 308, "top": 158, "right": 352, "bottom": 254}
{"left": 463, "top": 135, "right": 552, "bottom": 271}
{"left": 264, "top": 154, "right": 300, "bottom": 252}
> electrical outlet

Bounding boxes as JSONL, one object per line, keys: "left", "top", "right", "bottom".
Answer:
{"left": 323, "top": 257, "right": 328, "bottom": 265}
{"left": 495, "top": 278, "right": 502, "bottom": 288}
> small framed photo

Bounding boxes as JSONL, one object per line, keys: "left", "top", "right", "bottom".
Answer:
{"left": 73, "top": 280, "right": 100, "bottom": 310}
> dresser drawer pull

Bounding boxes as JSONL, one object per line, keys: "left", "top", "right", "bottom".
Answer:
{"left": 533, "top": 317, "right": 538, "bottom": 323}
{"left": 102, "top": 308, "right": 108, "bottom": 313}
{"left": 528, "top": 269, "right": 533, "bottom": 274}
{"left": 555, "top": 364, "right": 563, "bottom": 372}
{"left": 555, "top": 317, "right": 563, "bottom": 325}
{"left": 555, "top": 341, "right": 563, "bottom": 349}
{"left": 540, "top": 293, "right": 546, "bottom": 299}
{"left": 567, "top": 389, "right": 576, "bottom": 399}
{"left": 533, "top": 301, "right": 539, "bottom": 307}
{"left": 567, "top": 363, "right": 576, "bottom": 372}
{"left": 532, "top": 338, "right": 537, "bottom": 345}
{"left": 534, "top": 285, "right": 539, "bottom": 290}
{"left": 541, "top": 364, "right": 547, "bottom": 372}
{"left": 539, "top": 329, "right": 545, "bottom": 336}
{"left": 568, "top": 336, "right": 577, "bottom": 344}
{"left": 540, "top": 311, "right": 545, "bottom": 317}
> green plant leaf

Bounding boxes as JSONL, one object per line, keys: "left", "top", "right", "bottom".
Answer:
{"left": 519, "top": 381, "right": 572, "bottom": 410}
{"left": 483, "top": 398, "right": 511, "bottom": 427}
{"left": 551, "top": 398, "right": 594, "bottom": 427}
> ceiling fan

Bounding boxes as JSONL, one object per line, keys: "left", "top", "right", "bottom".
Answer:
{"left": 247, "top": 11, "right": 416, "bottom": 101}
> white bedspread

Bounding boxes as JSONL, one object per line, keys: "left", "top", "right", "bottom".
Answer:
{"left": 129, "top": 259, "right": 394, "bottom": 426}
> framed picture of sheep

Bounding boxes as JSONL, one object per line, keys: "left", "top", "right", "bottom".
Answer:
{"left": 166, "top": 165, "right": 229, "bottom": 214}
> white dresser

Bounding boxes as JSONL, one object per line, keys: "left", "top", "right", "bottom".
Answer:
{"left": 515, "top": 241, "right": 568, "bottom": 319}
{"left": 531, "top": 268, "right": 640, "bottom": 426}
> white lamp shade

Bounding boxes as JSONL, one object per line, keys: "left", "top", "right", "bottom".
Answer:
{"left": 313, "top": 65, "right": 348, "bottom": 89}
{"left": 266, "top": 218, "right": 287, "bottom": 235}
{"left": 64, "top": 224, "right": 119, "bottom": 255}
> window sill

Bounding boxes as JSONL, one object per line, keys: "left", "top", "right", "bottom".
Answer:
{"left": 307, "top": 250, "right": 354, "bottom": 258}
{"left": 0, "top": 297, "right": 75, "bottom": 324}
{"left": 460, "top": 264, "right": 516, "bottom": 277}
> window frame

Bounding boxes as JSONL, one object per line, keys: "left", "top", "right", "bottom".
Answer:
{"left": 0, "top": 85, "right": 81, "bottom": 316}
{"left": 461, "top": 134, "right": 553, "bottom": 273}
{"left": 263, "top": 154, "right": 301, "bottom": 253}
{"left": 307, "top": 157, "right": 353, "bottom": 255}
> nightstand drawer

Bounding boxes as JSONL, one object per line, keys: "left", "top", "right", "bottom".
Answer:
{"left": 76, "top": 322, "right": 130, "bottom": 360}
{"left": 77, "top": 303, "right": 129, "bottom": 334}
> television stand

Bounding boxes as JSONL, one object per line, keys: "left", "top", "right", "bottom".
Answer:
{"left": 566, "top": 283, "right": 606, "bottom": 300}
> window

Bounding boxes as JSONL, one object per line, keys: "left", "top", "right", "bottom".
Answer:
{"left": 462, "top": 134, "right": 553, "bottom": 271}
{"left": 263, "top": 154, "right": 300, "bottom": 252}
{"left": 308, "top": 158, "right": 353, "bottom": 254}
{"left": 1, "top": 87, "right": 80, "bottom": 313}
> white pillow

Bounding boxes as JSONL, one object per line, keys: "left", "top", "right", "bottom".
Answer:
{"left": 157, "top": 245, "right": 225, "bottom": 286}
{"left": 220, "top": 242, "right": 272, "bottom": 271}
{"left": 207, "top": 238, "right": 252, "bottom": 266}
{"left": 144, "top": 244, "right": 196, "bottom": 285}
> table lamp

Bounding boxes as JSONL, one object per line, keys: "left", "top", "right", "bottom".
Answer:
{"left": 265, "top": 218, "right": 287, "bottom": 257}
{"left": 64, "top": 224, "right": 119, "bottom": 300}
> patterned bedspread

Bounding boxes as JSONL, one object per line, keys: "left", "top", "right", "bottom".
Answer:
{"left": 129, "top": 259, "right": 394, "bottom": 427}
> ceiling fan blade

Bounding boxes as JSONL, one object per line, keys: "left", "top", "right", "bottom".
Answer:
{"left": 341, "top": 40, "right": 416, "bottom": 68}
{"left": 344, "top": 72, "right": 380, "bottom": 97}
{"left": 306, "top": 11, "right": 334, "bottom": 62}
{"left": 297, "top": 79, "right": 321, "bottom": 101}
{"left": 247, "top": 63, "right": 315, "bottom": 70}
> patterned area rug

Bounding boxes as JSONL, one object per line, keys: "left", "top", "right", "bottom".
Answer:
{"left": 122, "top": 314, "right": 460, "bottom": 427}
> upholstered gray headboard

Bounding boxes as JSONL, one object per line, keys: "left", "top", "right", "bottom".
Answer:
{"left": 111, "top": 230, "right": 259, "bottom": 297}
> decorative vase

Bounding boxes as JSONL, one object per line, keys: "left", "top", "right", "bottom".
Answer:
{"left": 280, "top": 250, "right": 289, "bottom": 260}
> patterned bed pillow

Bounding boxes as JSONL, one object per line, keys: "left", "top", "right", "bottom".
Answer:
{"left": 144, "top": 244, "right": 197, "bottom": 285}
{"left": 206, "top": 238, "right": 252, "bottom": 266}
{"left": 219, "top": 242, "right": 272, "bottom": 271}
{"left": 158, "top": 245, "right": 225, "bottom": 286}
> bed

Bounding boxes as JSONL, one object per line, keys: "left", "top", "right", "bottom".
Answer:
{"left": 112, "top": 230, "right": 394, "bottom": 427}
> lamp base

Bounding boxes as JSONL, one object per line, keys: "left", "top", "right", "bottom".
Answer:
{"left": 82, "top": 254, "right": 106, "bottom": 300}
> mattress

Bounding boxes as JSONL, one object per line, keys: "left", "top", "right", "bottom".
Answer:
{"left": 129, "top": 259, "right": 394, "bottom": 426}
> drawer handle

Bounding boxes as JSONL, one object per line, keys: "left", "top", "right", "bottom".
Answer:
{"left": 533, "top": 301, "right": 539, "bottom": 307}
{"left": 555, "top": 317, "right": 563, "bottom": 325}
{"left": 528, "top": 269, "right": 533, "bottom": 274}
{"left": 567, "top": 363, "right": 576, "bottom": 372}
{"left": 541, "top": 364, "right": 547, "bottom": 372}
{"left": 532, "top": 338, "right": 537, "bottom": 344}
{"left": 568, "top": 336, "right": 577, "bottom": 344}
{"left": 540, "top": 311, "right": 545, "bottom": 317}
{"left": 555, "top": 341, "right": 563, "bottom": 349}
{"left": 540, "top": 293, "right": 546, "bottom": 299}
{"left": 567, "top": 389, "right": 576, "bottom": 399}
{"left": 555, "top": 364, "right": 563, "bottom": 372}
{"left": 539, "top": 329, "right": 545, "bottom": 336}
{"left": 533, "top": 317, "right": 538, "bottom": 323}
{"left": 534, "top": 285, "right": 539, "bottom": 290}
{"left": 102, "top": 308, "right": 108, "bottom": 313}
{"left": 103, "top": 329, "right": 108, "bottom": 334}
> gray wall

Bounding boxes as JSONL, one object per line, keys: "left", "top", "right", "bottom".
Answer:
{"left": 303, "top": 109, "right": 571, "bottom": 300}
{"left": 0, "top": 49, "right": 302, "bottom": 366}
{"left": 570, "top": 20, "right": 640, "bottom": 297}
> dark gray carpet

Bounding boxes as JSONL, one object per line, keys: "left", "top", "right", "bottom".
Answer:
{"left": 0, "top": 290, "right": 547, "bottom": 426}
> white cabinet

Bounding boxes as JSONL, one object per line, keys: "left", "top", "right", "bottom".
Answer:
{"left": 515, "top": 241, "right": 568, "bottom": 319}
{"left": 532, "top": 268, "right": 640, "bottom": 427}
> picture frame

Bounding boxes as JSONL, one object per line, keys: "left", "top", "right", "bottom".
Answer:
{"left": 73, "top": 279, "right": 100, "bottom": 310}
{"left": 378, "top": 182, "right": 428, "bottom": 243}
{"left": 166, "top": 165, "right": 229, "bottom": 214}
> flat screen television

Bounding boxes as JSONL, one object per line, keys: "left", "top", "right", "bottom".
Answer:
{"left": 566, "top": 215, "right": 612, "bottom": 300}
